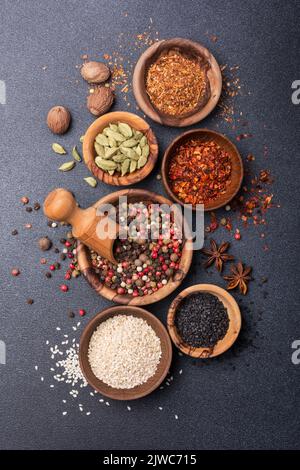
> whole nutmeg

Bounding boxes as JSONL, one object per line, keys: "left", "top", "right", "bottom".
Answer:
{"left": 81, "top": 61, "right": 110, "bottom": 84}
{"left": 87, "top": 87, "right": 114, "bottom": 116}
{"left": 47, "top": 106, "right": 71, "bottom": 134}
{"left": 38, "top": 236, "right": 52, "bottom": 251}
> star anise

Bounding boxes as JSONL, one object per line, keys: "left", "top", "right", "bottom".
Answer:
{"left": 201, "top": 239, "right": 234, "bottom": 272}
{"left": 224, "top": 262, "right": 252, "bottom": 295}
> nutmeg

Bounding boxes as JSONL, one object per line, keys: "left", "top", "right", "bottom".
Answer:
{"left": 87, "top": 87, "right": 114, "bottom": 116}
{"left": 47, "top": 106, "right": 71, "bottom": 134}
{"left": 81, "top": 61, "right": 110, "bottom": 84}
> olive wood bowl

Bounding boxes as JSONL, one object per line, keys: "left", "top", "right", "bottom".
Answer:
{"left": 77, "top": 189, "right": 193, "bottom": 306}
{"left": 167, "top": 284, "right": 241, "bottom": 358}
{"left": 161, "top": 129, "right": 244, "bottom": 211}
{"left": 83, "top": 111, "right": 158, "bottom": 186}
{"left": 79, "top": 306, "right": 172, "bottom": 400}
{"left": 132, "top": 38, "right": 222, "bottom": 127}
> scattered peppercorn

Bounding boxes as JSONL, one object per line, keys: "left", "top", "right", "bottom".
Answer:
{"left": 25, "top": 207, "right": 33, "bottom": 213}
{"left": 11, "top": 229, "right": 18, "bottom": 235}
{"left": 68, "top": 310, "right": 75, "bottom": 318}
{"left": 38, "top": 236, "right": 52, "bottom": 251}
{"left": 27, "top": 298, "right": 34, "bottom": 305}
{"left": 60, "top": 253, "right": 66, "bottom": 261}
{"left": 40, "top": 258, "right": 47, "bottom": 265}
{"left": 21, "top": 196, "right": 29, "bottom": 205}
{"left": 33, "top": 202, "right": 41, "bottom": 211}
{"left": 60, "top": 284, "right": 68, "bottom": 292}
{"left": 79, "top": 309, "right": 86, "bottom": 317}
{"left": 45, "top": 272, "right": 52, "bottom": 278}
{"left": 24, "top": 223, "right": 32, "bottom": 229}
{"left": 11, "top": 268, "right": 20, "bottom": 277}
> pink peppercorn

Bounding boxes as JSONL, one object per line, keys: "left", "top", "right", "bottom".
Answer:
{"left": 65, "top": 241, "right": 71, "bottom": 247}
{"left": 79, "top": 309, "right": 86, "bottom": 317}
{"left": 60, "top": 284, "right": 68, "bottom": 292}
{"left": 69, "top": 263, "right": 75, "bottom": 270}
{"left": 67, "top": 253, "right": 73, "bottom": 259}
{"left": 117, "top": 287, "right": 125, "bottom": 295}
{"left": 162, "top": 264, "right": 168, "bottom": 271}
{"left": 49, "top": 264, "right": 55, "bottom": 271}
{"left": 234, "top": 232, "right": 241, "bottom": 240}
{"left": 132, "top": 290, "right": 139, "bottom": 297}
{"left": 64, "top": 272, "right": 71, "bottom": 280}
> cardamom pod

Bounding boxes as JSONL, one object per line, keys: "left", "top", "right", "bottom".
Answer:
{"left": 102, "top": 127, "right": 111, "bottom": 137}
{"left": 104, "top": 146, "right": 118, "bottom": 159}
{"left": 80, "top": 135, "right": 85, "bottom": 143}
{"left": 121, "top": 158, "right": 130, "bottom": 176}
{"left": 135, "top": 145, "right": 142, "bottom": 156}
{"left": 109, "top": 123, "right": 119, "bottom": 132}
{"left": 120, "top": 147, "right": 139, "bottom": 160}
{"left": 122, "top": 138, "right": 138, "bottom": 148}
{"left": 113, "top": 153, "right": 126, "bottom": 163}
{"left": 105, "top": 129, "right": 126, "bottom": 142}
{"left": 142, "top": 144, "right": 150, "bottom": 158}
{"left": 129, "top": 160, "right": 137, "bottom": 173}
{"left": 139, "top": 135, "right": 147, "bottom": 148}
{"left": 95, "top": 157, "right": 117, "bottom": 171}
{"left": 118, "top": 122, "right": 133, "bottom": 138}
{"left": 134, "top": 130, "right": 143, "bottom": 140}
{"left": 52, "top": 143, "right": 67, "bottom": 154}
{"left": 108, "top": 136, "right": 117, "bottom": 147}
{"left": 108, "top": 169, "right": 115, "bottom": 175}
{"left": 58, "top": 161, "right": 75, "bottom": 171}
{"left": 84, "top": 176, "right": 97, "bottom": 187}
{"left": 94, "top": 142, "right": 105, "bottom": 157}
{"left": 137, "top": 155, "right": 147, "bottom": 169}
{"left": 95, "top": 133, "right": 109, "bottom": 146}
{"left": 72, "top": 146, "right": 82, "bottom": 162}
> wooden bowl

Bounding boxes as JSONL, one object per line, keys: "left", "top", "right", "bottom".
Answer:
{"left": 77, "top": 188, "right": 193, "bottom": 306}
{"left": 167, "top": 284, "right": 241, "bottom": 358}
{"left": 132, "top": 38, "right": 222, "bottom": 127}
{"left": 82, "top": 111, "right": 158, "bottom": 186}
{"left": 161, "top": 129, "right": 244, "bottom": 211}
{"left": 79, "top": 306, "right": 172, "bottom": 400}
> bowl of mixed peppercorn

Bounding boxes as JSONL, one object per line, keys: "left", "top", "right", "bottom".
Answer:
{"left": 161, "top": 129, "right": 244, "bottom": 211}
{"left": 133, "top": 38, "right": 222, "bottom": 127}
{"left": 77, "top": 189, "right": 193, "bottom": 306}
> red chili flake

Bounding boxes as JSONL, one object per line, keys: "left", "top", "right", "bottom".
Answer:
{"left": 168, "top": 139, "right": 232, "bottom": 206}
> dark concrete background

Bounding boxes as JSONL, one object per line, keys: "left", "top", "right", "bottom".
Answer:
{"left": 0, "top": 0, "right": 299, "bottom": 450}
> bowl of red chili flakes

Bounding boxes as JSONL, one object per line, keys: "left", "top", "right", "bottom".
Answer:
{"left": 161, "top": 129, "right": 244, "bottom": 211}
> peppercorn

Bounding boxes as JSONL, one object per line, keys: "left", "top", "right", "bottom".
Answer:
{"left": 79, "top": 309, "right": 86, "bottom": 317}
{"left": 25, "top": 206, "right": 33, "bottom": 213}
{"left": 60, "top": 253, "right": 66, "bottom": 261}
{"left": 21, "top": 196, "right": 29, "bottom": 205}
{"left": 60, "top": 284, "right": 68, "bottom": 292}
{"left": 68, "top": 310, "right": 75, "bottom": 318}
{"left": 45, "top": 272, "right": 52, "bottom": 278}
{"left": 11, "top": 229, "right": 18, "bottom": 236}
{"left": 11, "top": 268, "right": 20, "bottom": 276}
{"left": 33, "top": 202, "right": 41, "bottom": 211}
{"left": 38, "top": 236, "right": 52, "bottom": 251}
{"left": 27, "top": 298, "right": 34, "bottom": 305}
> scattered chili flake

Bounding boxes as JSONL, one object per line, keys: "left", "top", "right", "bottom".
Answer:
{"left": 168, "top": 139, "right": 232, "bottom": 205}
{"left": 146, "top": 51, "right": 208, "bottom": 117}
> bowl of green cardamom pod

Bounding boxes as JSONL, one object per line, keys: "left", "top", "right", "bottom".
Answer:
{"left": 83, "top": 111, "right": 159, "bottom": 186}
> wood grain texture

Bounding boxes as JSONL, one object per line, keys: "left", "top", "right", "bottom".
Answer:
{"left": 132, "top": 38, "right": 222, "bottom": 127}
{"left": 161, "top": 128, "right": 244, "bottom": 211}
{"left": 83, "top": 111, "right": 158, "bottom": 186}
{"left": 79, "top": 306, "right": 172, "bottom": 400}
{"left": 77, "top": 189, "right": 193, "bottom": 306}
{"left": 167, "top": 284, "right": 242, "bottom": 358}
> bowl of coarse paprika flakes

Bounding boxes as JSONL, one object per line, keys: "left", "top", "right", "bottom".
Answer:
{"left": 161, "top": 129, "right": 244, "bottom": 211}
{"left": 133, "top": 38, "right": 222, "bottom": 127}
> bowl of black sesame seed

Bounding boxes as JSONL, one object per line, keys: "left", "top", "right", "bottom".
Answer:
{"left": 167, "top": 284, "right": 241, "bottom": 358}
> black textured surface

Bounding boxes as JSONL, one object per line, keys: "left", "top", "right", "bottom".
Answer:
{"left": 0, "top": 0, "right": 299, "bottom": 450}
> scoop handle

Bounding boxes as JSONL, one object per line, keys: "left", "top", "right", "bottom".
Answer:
{"left": 43, "top": 188, "right": 81, "bottom": 225}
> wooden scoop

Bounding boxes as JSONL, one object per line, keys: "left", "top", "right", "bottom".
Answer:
{"left": 43, "top": 188, "right": 118, "bottom": 264}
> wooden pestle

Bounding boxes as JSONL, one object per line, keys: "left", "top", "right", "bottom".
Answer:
{"left": 43, "top": 188, "right": 118, "bottom": 264}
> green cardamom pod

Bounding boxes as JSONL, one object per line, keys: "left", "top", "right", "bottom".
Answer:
{"left": 108, "top": 169, "right": 115, "bottom": 176}
{"left": 102, "top": 127, "right": 111, "bottom": 137}
{"left": 121, "top": 158, "right": 130, "bottom": 176}
{"left": 109, "top": 123, "right": 119, "bottom": 132}
{"left": 104, "top": 147, "right": 118, "bottom": 159}
{"left": 72, "top": 146, "right": 82, "bottom": 162}
{"left": 94, "top": 142, "right": 105, "bottom": 157}
{"left": 139, "top": 135, "right": 147, "bottom": 148}
{"left": 95, "top": 133, "right": 109, "bottom": 146}
{"left": 80, "top": 135, "right": 85, "bottom": 143}
{"left": 135, "top": 145, "right": 142, "bottom": 156}
{"left": 113, "top": 153, "right": 126, "bottom": 163}
{"left": 58, "top": 161, "right": 75, "bottom": 171}
{"left": 105, "top": 129, "right": 126, "bottom": 142}
{"left": 142, "top": 144, "right": 150, "bottom": 158}
{"left": 118, "top": 122, "right": 133, "bottom": 138}
{"left": 95, "top": 157, "right": 117, "bottom": 171}
{"left": 108, "top": 136, "right": 117, "bottom": 147}
{"left": 137, "top": 155, "right": 147, "bottom": 169}
{"left": 52, "top": 143, "right": 66, "bottom": 154}
{"left": 84, "top": 177, "right": 97, "bottom": 187}
{"left": 120, "top": 147, "right": 139, "bottom": 160}
{"left": 134, "top": 130, "right": 143, "bottom": 140}
{"left": 122, "top": 138, "right": 138, "bottom": 148}
{"left": 130, "top": 160, "right": 137, "bottom": 173}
